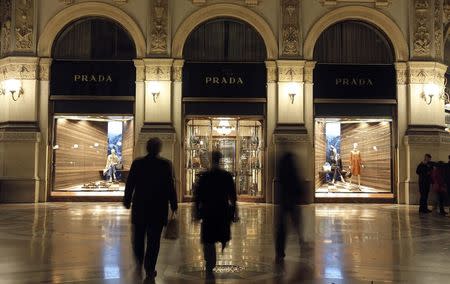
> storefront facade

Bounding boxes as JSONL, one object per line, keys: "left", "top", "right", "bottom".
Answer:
{"left": 0, "top": 0, "right": 449, "bottom": 204}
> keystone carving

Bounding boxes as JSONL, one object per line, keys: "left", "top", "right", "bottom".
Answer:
{"left": 281, "top": 0, "right": 301, "bottom": 57}
{"left": 413, "top": 0, "right": 432, "bottom": 56}
{"left": 149, "top": 0, "right": 168, "bottom": 55}
{"left": 14, "top": 0, "right": 34, "bottom": 51}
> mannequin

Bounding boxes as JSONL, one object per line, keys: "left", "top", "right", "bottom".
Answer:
{"left": 349, "top": 143, "right": 362, "bottom": 188}
{"left": 104, "top": 149, "right": 120, "bottom": 182}
{"left": 330, "top": 145, "right": 345, "bottom": 184}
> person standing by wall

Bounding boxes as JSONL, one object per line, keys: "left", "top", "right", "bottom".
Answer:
{"left": 416, "top": 154, "right": 433, "bottom": 214}
{"left": 123, "top": 138, "right": 178, "bottom": 281}
{"left": 193, "top": 151, "right": 238, "bottom": 278}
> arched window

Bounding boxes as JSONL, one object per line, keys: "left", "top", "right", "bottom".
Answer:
{"left": 183, "top": 18, "right": 266, "bottom": 62}
{"left": 313, "top": 20, "right": 394, "bottom": 64}
{"left": 52, "top": 17, "right": 136, "bottom": 60}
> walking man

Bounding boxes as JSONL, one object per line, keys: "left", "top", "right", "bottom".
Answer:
{"left": 416, "top": 153, "right": 432, "bottom": 213}
{"left": 123, "top": 137, "right": 178, "bottom": 280}
{"left": 194, "top": 151, "right": 238, "bottom": 277}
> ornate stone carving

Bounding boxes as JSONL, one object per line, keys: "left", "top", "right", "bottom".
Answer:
{"left": 277, "top": 60, "right": 305, "bottom": 82}
{"left": 273, "top": 133, "right": 310, "bottom": 144}
{"left": 0, "top": 0, "right": 12, "bottom": 57}
{"left": 413, "top": 0, "right": 432, "bottom": 56}
{"left": 444, "top": 1, "right": 450, "bottom": 22}
{"left": 172, "top": 60, "right": 184, "bottom": 82}
{"left": 144, "top": 59, "right": 173, "bottom": 81}
{"left": 38, "top": 58, "right": 51, "bottom": 81}
{"left": 281, "top": 0, "right": 300, "bottom": 57}
{"left": 245, "top": 0, "right": 259, "bottom": 5}
{"left": 265, "top": 61, "right": 277, "bottom": 83}
{"left": 14, "top": 0, "right": 34, "bottom": 51}
{"left": 139, "top": 132, "right": 175, "bottom": 143}
{"left": 134, "top": 60, "right": 145, "bottom": 82}
{"left": 59, "top": 0, "right": 74, "bottom": 4}
{"left": 0, "top": 60, "right": 38, "bottom": 81}
{"left": 404, "top": 134, "right": 450, "bottom": 145}
{"left": 408, "top": 62, "right": 447, "bottom": 84}
{"left": 319, "top": 0, "right": 391, "bottom": 6}
{"left": 395, "top": 62, "right": 408, "bottom": 85}
{"left": 304, "top": 61, "right": 316, "bottom": 84}
{"left": 149, "top": 0, "right": 168, "bottom": 55}
{"left": 434, "top": 0, "right": 443, "bottom": 59}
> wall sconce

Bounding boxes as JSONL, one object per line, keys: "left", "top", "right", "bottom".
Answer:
{"left": 148, "top": 81, "right": 160, "bottom": 103}
{"left": 0, "top": 78, "right": 23, "bottom": 101}
{"left": 421, "top": 76, "right": 449, "bottom": 106}
{"left": 288, "top": 92, "right": 296, "bottom": 104}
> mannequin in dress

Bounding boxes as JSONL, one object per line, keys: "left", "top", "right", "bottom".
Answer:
{"left": 349, "top": 143, "right": 362, "bottom": 188}
{"left": 104, "top": 149, "right": 120, "bottom": 182}
{"left": 330, "top": 145, "right": 345, "bottom": 184}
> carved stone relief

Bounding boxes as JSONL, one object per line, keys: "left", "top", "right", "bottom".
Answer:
{"left": 172, "top": 60, "right": 184, "bottom": 82}
{"left": 319, "top": 0, "right": 391, "bottom": 6}
{"left": 14, "top": 0, "right": 34, "bottom": 51}
{"left": 265, "top": 61, "right": 277, "bottom": 83}
{"left": 434, "top": 0, "right": 443, "bottom": 60}
{"left": 149, "top": 0, "right": 168, "bottom": 55}
{"left": 444, "top": 1, "right": 450, "bottom": 23}
{"left": 395, "top": 63, "right": 408, "bottom": 85}
{"left": 0, "top": 0, "right": 12, "bottom": 57}
{"left": 144, "top": 59, "right": 173, "bottom": 81}
{"left": 413, "top": 0, "right": 432, "bottom": 56}
{"left": 277, "top": 61, "right": 305, "bottom": 82}
{"left": 0, "top": 61, "right": 39, "bottom": 81}
{"left": 304, "top": 61, "right": 316, "bottom": 84}
{"left": 281, "top": 0, "right": 301, "bottom": 57}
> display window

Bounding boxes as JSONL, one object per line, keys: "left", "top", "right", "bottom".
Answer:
{"left": 51, "top": 115, "right": 134, "bottom": 197}
{"left": 185, "top": 118, "right": 264, "bottom": 199}
{"left": 314, "top": 118, "right": 392, "bottom": 195}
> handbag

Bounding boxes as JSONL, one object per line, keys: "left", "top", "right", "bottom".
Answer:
{"left": 164, "top": 213, "right": 179, "bottom": 240}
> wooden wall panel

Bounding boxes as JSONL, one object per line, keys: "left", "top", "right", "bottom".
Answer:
{"left": 54, "top": 119, "right": 108, "bottom": 190}
{"left": 122, "top": 120, "right": 134, "bottom": 170}
{"left": 314, "top": 121, "right": 327, "bottom": 189}
{"left": 340, "top": 122, "right": 391, "bottom": 191}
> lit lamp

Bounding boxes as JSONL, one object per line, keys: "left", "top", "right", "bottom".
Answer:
{"left": 148, "top": 81, "right": 160, "bottom": 103}
{"left": 287, "top": 82, "right": 297, "bottom": 104}
{"left": 213, "top": 120, "right": 235, "bottom": 136}
{"left": 0, "top": 78, "right": 23, "bottom": 101}
{"left": 422, "top": 76, "right": 449, "bottom": 106}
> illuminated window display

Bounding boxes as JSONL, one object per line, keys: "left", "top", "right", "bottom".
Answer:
{"left": 185, "top": 118, "right": 264, "bottom": 199}
{"left": 314, "top": 118, "right": 392, "bottom": 194}
{"left": 51, "top": 116, "right": 133, "bottom": 196}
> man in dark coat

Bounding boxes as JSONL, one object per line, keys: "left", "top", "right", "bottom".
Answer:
{"left": 275, "top": 151, "right": 303, "bottom": 263}
{"left": 416, "top": 153, "right": 432, "bottom": 213}
{"left": 123, "top": 137, "right": 178, "bottom": 280}
{"left": 194, "top": 151, "right": 237, "bottom": 275}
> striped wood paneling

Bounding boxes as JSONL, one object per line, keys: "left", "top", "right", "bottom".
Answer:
{"left": 340, "top": 122, "right": 391, "bottom": 191}
{"left": 314, "top": 121, "right": 327, "bottom": 189}
{"left": 122, "top": 120, "right": 133, "bottom": 170}
{"left": 54, "top": 119, "right": 108, "bottom": 190}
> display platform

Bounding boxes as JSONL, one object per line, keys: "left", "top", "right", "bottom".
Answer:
{"left": 315, "top": 181, "right": 391, "bottom": 194}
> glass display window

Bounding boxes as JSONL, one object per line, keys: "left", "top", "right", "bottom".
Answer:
{"left": 51, "top": 115, "right": 133, "bottom": 197}
{"left": 185, "top": 118, "right": 264, "bottom": 199}
{"left": 314, "top": 118, "right": 392, "bottom": 195}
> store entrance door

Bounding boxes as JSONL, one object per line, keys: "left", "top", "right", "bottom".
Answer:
{"left": 184, "top": 117, "right": 264, "bottom": 202}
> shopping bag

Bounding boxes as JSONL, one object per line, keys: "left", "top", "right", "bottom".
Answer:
{"left": 164, "top": 213, "right": 179, "bottom": 240}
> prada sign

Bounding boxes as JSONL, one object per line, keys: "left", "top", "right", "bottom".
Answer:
{"left": 51, "top": 60, "right": 135, "bottom": 97}
{"left": 313, "top": 64, "right": 396, "bottom": 100}
{"left": 183, "top": 63, "right": 266, "bottom": 98}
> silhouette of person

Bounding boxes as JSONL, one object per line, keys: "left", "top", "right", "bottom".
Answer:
{"left": 194, "top": 151, "right": 237, "bottom": 277}
{"left": 275, "top": 151, "right": 303, "bottom": 263}
{"left": 431, "top": 161, "right": 448, "bottom": 215}
{"left": 123, "top": 137, "right": 178, "bottom": 281}
{"left": 416, "top": 153, "right": 432, "bottom": 213}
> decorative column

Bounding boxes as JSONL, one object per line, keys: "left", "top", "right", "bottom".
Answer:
{"left": 265, "top": 60, "right": 277, "bottom": 203}
{"left": 137, "top": 59, "right": 175, "bottom": 161}
{"left": 172, "top": 59, "right": 184, "bottom": 200}
{"left": 273, "top": 60, "right": 314, "bottom": 204}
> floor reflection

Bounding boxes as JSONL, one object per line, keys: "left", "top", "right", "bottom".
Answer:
{"left": 0, "top": 203, "right": 449, "bottom": 283}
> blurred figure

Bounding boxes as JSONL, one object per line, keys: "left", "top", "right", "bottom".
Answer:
{"left": 275, "top": 151, "right": 304, "bottom": 263}
{"left": 194, "top": 151, "right": 238, "bottom": 278}
{"left": 446, "top": 155, "right": 450, "bottom": 210}
{"left": 431, "top": 161, "right": 448, "bottom": 215}
{"left": 123, "top": 137, "right": 178, "bottom": 281}
{"left": 416, "top": 154, "right": 432, "bottom": 213}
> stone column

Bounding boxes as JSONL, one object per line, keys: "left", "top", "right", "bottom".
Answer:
{"left": 401, "top": 61, "right": 450, "bottom": 205}
{"left": 265, "top": 60, "right": 277, "bottom": 203}
{"left": 0, "top": 57, "right": 41, "bottom": 202}
{"left": 172, "top": 59, "right": 183, "bottom": 201}
{"left": 273, "top": 60, "right": 314, "bottom": 204}
{"left": 136, "top": 59, "right": 175, "bottom": 161}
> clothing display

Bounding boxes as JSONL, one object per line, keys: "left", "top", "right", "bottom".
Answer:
{"left": 350, "top": 150, "right": 362, "bottom": 176}
{"left": 104, "top": 150, "right": 121, "bottom": 182}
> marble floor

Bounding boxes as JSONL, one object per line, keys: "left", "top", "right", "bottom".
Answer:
{"left": 0, "top": 203, "right": 449, "bottom": 284}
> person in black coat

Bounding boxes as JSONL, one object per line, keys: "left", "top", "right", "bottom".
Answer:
{"left": 275, "top": 151, "right": 303, "bottom": 263}
{"left": 416, "top": 153, "right": 432, "bottom": 213}
{"left": 123, "top": 137, "right": 178, "bottom": 280}
{"left": 194, "top": 151, "right": 237, "bottom": 276}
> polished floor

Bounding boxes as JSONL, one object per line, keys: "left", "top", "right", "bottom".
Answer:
{"left": 0, "top": 203, "right": 449, "bottom": 284}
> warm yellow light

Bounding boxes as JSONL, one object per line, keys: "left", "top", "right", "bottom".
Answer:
{"left": 1, "top": 79, "right": 23, "bottom": 101}
{"left": 423, "top": 83, "right": 439, "bottom": 96}
{"left": 148, "top": 81, "right": 160, "bottom": 103}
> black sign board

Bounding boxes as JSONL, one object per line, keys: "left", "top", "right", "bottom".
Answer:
{"left": 182, "top": 63, "right": 266, "bottom": 98}
{"left": 50, "top": 60, "right": 136, "bottom": 97}
{"left": 313, "top": 64, "right": 396, "bottom": 100}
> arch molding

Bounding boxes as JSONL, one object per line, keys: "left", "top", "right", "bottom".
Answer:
{"left": 38, "top": 2, "right": 145, "bottom": 58}
{"left": 172, "top": 3, "right": 278, "bottom": 60}
{"left": 304, "top": 6, "right": 408, "bottom": 62}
